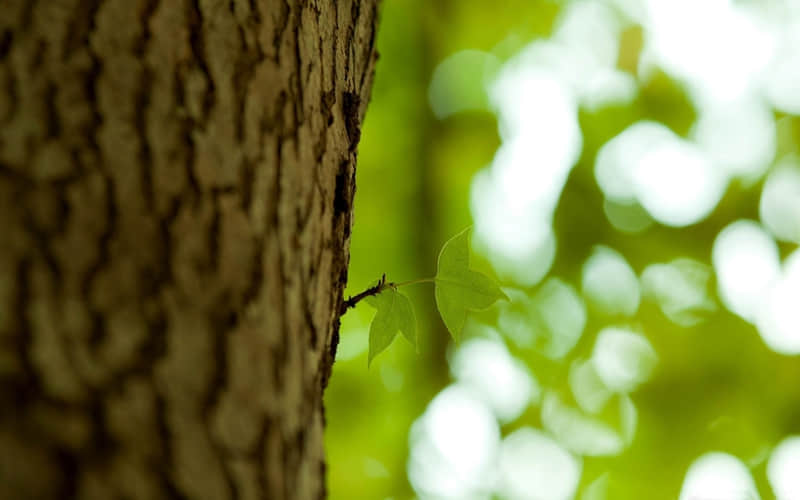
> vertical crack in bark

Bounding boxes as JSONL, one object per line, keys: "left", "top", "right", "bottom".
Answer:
{"left": 174, "top": 71, "right": 201, "bottom": 205}
{"left": 0, "top": 47, "right": 19, "bottom": 124}
{"left": 205, "top": 305, "right": 238, "bottom": 500}
{"left": 358, "top": 1, "right": 379, "bottom": 97}
{"left": 9, "top": 258, "right": 38, "bottom": 407}
{"left": 54, "top": 445, "right": 80, "bottom": 500}
{"left": 247, "top": 0, "right": 262, "bottom": 24}
{"left": 208, "top": 192, "right": 222, "bottom": 272}
{"left": 303, "top": 280, "right": 319, "bottom": 349}
{"left": 233, "top": 0, "right": 266, "bottom": 215}
{"left": 349, "top": 0, "right": 362, "bottom": 85}
{"left": 64, "top": 0, "right": 103, "bottom": 58}
{"left": 43, "top": 80, "right": 61, "bottom": 139}
{"left": 78, "top": 0, "right": 104, "bottom": 161}
{"left": 86, "top": 389, "right": 115, "bottom": 463}
{"left": 187, "top": 0, "right": 216, "bottom": 125}
{"left": 20, "top": 200, "right": 62, "bottom": 291}
{"left": 272, "top": 0, "right": 290, "bottom": 61}
{"left": 153, "top": 383, "right": 189, "bottom": 500}
{"left": 253, "top": 422, "right": 269, "bottom": 500}
{"left": 240, "top": 158, "right": 255, "bottom": 213}
{"left": 232, "top": 3, "right": 264, "bottom": 143}
{"left": 18, "top": 1, "right": 37, "bottom": 35}
{"left": 341, "top": 91, "right": 361, "bottom": 152}
{"left": 291, "top": 3, "right": 305, "bottom": 138}
{"left": 0, "top": 30, "right": 11, "bottom": 59}
{"left": 241, "top": 235, "right": 264, "bottom": 308}
{"left": 136, "top": 299, "right": 185, "bottom": 500}
{"left": 134, "top": 0, "right": 160, "bottom": 213}
{"left": 82, "top": 172, "right": 116, "bottom": 350}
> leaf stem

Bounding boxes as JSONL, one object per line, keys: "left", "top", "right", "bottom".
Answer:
{"left": 392, "top": 277, "right": 435, "bottom": 287}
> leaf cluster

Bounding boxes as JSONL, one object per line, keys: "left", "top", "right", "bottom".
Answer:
{"left": 353, "top": 228, "right": 507, "bottom": 365}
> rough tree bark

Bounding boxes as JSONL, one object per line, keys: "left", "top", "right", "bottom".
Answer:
{"left": 0, "top": 1, "right": 377, "bottom": 498}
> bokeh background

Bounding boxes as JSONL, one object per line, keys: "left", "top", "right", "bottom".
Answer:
{"left": 324, "top": 0, "right": 800, "bottom": 498}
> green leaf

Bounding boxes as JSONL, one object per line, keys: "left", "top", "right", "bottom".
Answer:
{"left": 435, "top": 228, "right": 507, "bottom": 341}
{"left": 366, "top": 288, "right": 416, "bottom": 365}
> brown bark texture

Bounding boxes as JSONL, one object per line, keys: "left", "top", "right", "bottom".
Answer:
{"left": 0, "top": 0, "right": 377, "bottom": 498}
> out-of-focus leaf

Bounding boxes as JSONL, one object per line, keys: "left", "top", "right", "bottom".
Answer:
{"left": 498, "top": 278, "right": 586, "bottom": 359}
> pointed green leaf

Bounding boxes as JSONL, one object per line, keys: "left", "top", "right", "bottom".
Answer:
{"left": 366, "top": 288, "right": 416, "bottom": 365}
{"left": 435, "top": 228, "right": 507, "bottom": 340}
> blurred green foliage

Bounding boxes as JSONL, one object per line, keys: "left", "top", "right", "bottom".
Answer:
{"left": 324, "top": 1, "right": 800, "bottom": 499}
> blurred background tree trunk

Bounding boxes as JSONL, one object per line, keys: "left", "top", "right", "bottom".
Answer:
{"left": 0, "top": 0, "right": 377, "bottom": 498}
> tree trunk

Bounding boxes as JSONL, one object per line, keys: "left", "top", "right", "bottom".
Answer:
{"left": 0, "top": 1, "right": 377, "bottom": 498}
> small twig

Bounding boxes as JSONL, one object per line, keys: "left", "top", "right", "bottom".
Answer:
{"left": 340, "top": 275, "right": 437, "bottom": 315}
{"left": 340, "top": 274, "right": 388, "bottom": 315}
